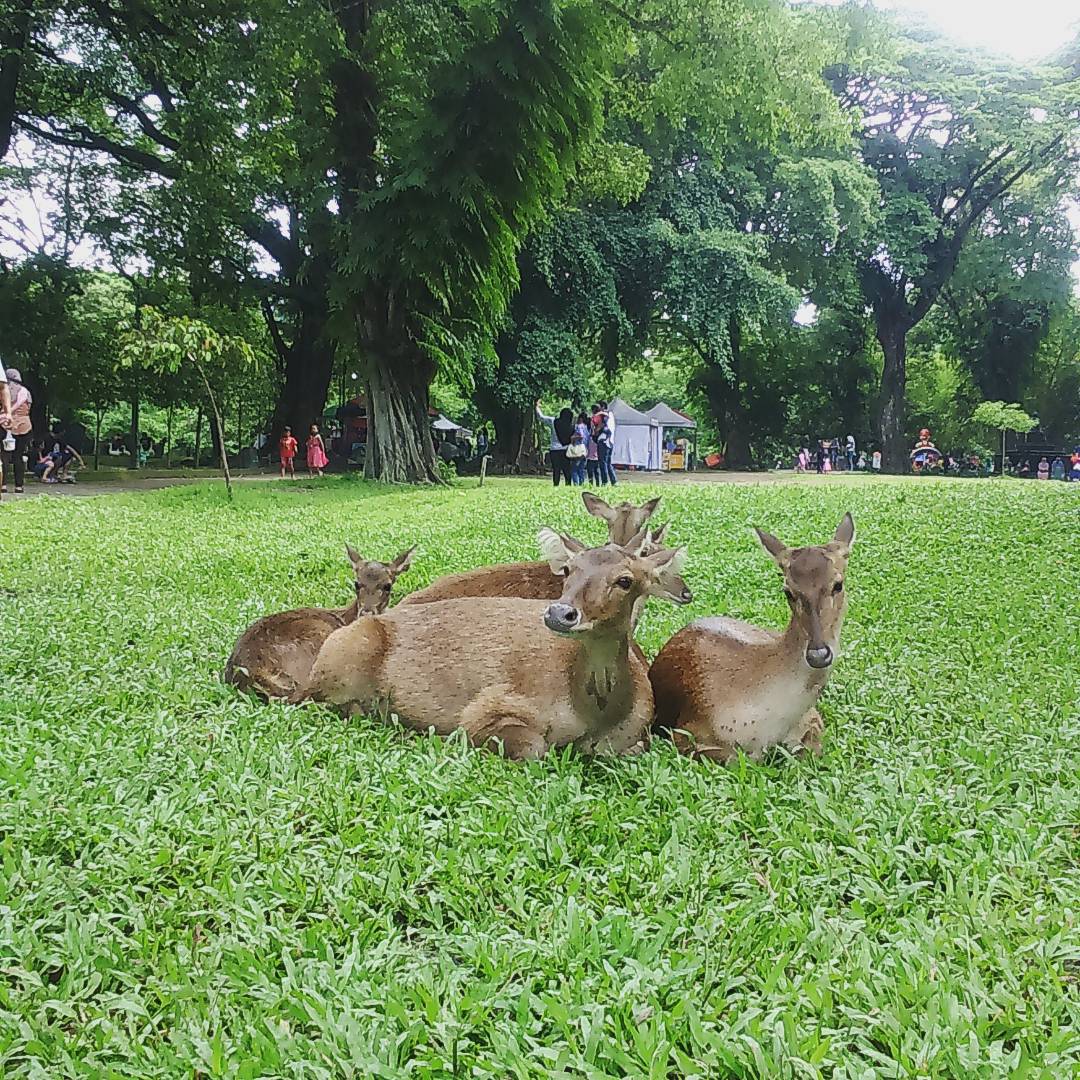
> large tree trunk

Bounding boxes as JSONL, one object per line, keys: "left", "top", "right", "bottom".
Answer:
{"left": 488, "top": 404, "right": 538, "bottom": 472}
{"left": 876, "top": 319, "right": 908, "bottom": 474}
{"left": 128, "top": 393, "right": 140, "bottom": 470}
{"left": 268, "top": 327, "right": 336, "bottom": 447}
{"left": 363, "top": 342, "right": 439, "bottom": 483}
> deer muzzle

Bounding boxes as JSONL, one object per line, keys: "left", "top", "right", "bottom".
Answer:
{"left": 544, "top": 602, "right": 582, "bottom": 634}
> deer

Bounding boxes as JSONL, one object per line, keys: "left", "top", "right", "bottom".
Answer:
{"left": 650, "top": 514, "right": 855, "bottom": 764}
{"left": 290, "top": 529, "right": 691, "bottom": 759}
{"left": 224, "top": 545, "right": 415, "bottom": 700}
{"left": 397, "top": 492, "right": 663, "bottom": 607}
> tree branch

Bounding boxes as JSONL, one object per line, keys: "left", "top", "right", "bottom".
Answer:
{"left": 19, "top": 118, "right": 179, "bottom": 177}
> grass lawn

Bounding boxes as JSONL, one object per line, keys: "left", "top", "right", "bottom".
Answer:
{"left": 1, "top": 476, "right": 1078, "bottom": 1077}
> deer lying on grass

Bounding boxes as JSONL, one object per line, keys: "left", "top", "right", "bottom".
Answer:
{"left": 291, "top": 529, "right": 691, "bottom": 759}
{"left": 225, "top": 545, "right": 415, "bottom": 699}
{"left": 650, "top": 514, "right": 855, "bottom": 763}
{"left": 398, "top": 492, "right": 663, "bottom": 607}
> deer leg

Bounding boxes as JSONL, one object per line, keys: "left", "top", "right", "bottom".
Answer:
{"left": 788, "top": 707, "right": 824, "bottom": 757}
{"left": 466, "top": 715, "right": 550, "bottom": 760}
{"left": 670, "top": 727, "right": 738, "bottom": 765}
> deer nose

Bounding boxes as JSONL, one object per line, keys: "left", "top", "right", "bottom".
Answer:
{"left": 544, "top": 603, "right": 581, "bottom": 633}
{"left": 805, "top": 645, "right": 833, "bottom": 669}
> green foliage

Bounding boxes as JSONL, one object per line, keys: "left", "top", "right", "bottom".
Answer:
{"left": 2, "top": 478, "right": 1079, "bottom": 1074}
{"left": 971, "top": 400, "right": 1038, "bottom": 436}
{"left": 119, "top": 308, "right": 256, "bottom": 378}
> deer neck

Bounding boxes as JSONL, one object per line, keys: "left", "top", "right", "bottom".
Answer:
{"left": 571, "top": 629, "right": 633, "bottom": 716}
{"left": 336, "top": 597, "right": 361, "bottom": 623}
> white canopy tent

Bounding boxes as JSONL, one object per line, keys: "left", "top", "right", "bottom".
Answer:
{"left": 608, "top": 397, "right": 662, "bottom": 470}
{"left": 432, "top": 414, "right": 473, "bottom": 437}
{"left": 645, "top": 402, "right": 696, "bottom": 429}
{"left": 645, "top": 402, "right": 697, "bottom": 470}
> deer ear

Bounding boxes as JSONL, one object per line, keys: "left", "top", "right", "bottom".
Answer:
{"left": 648, "top": 522, "right": 669, "bottom": 546}
{"left": 642, "top": 546, "right": 692, "bottom": 605}
{"left": 345, "top": 544, "right": 363, "bottom": 567}
{"left": 582, "top": 492, "right": 615, "bottom": 522}
{"left": 640, "top": 496, "right": 661, "bottom": 519}
{"left": 831, "top": 513, "right": 855, "bottom": 556}
{"left": 390, "top": 544, "right": 416, "bottom": 576}
{"left": 537, "top": 528, "right": 586, "bottom": 574}
{"left": 755, "top": 528, "right": 789, "bottom": 567}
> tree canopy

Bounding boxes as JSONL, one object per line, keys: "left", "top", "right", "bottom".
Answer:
{"left": 3, "top": 2, "right": 1078, "bottom": 476}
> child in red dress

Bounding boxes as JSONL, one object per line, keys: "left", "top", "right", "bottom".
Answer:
{"left": 279, "top": 427, "right": 298, "bottom": 479}
{"left": 306, "top": 424, "right": 328, "bottom": 477}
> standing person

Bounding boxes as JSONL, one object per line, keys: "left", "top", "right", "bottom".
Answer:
{"left": 568, "top": 411, "right": 590, "bottom": 485}
{"left": 1, "top": 368, "right": 32, "bottom": 495}
{"left": 279, "top": 426, "right": 298, "bottom": 479}
{"left": 871, "top": 448, "right": 882, "bottom": 472}
{"left": 306, "top": 424, "right": 329, "bottom": 478}
{"left": 593, "top": 401, "right": 617, "bottom": 486}
{"left": 845, "top": 434, "right": 856, "bottom": 472}
{"left": 536, "top": 401, "right": 575, "bottom": 486}
{"left": 585, "top": 406, "right": 600, "bottom": 485}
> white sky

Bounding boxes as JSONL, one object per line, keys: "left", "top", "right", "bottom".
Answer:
{"left": 875, "top": 0, "right": 1078, "bottom": 61}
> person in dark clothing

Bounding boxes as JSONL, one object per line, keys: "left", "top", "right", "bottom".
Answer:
{"left": 536, "top": 402, "right": 575, "bottom": 486}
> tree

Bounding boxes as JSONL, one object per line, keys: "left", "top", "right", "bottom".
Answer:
{"left": 830, "top": 28, "right": 1078, "bottom": 471}
{"left": 971, "top": 400, "right": 1038, "bottom": 474}
{"left": 120, "top": 309, "right": 256, "bottom": 498}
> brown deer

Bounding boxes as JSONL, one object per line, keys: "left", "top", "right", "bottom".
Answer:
{"left": 224, "top": 545, "right": 415, "bottom": 699}
{"left": 650, "top": 514, "right": 855, "bottom": 763}
{"left": 397, "top": 492, "right": 662, "bottom": 607}
{"left": 290, "top": 529, "right": 691, "bottom": 759}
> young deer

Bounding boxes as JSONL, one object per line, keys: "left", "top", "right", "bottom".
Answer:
{"left": 397, "top": 493, "right": 662, "bottom": 607}
{"left": 224, "top": 545, "right": 415, "bottom": 699}
{"left": 291, "top": 530, "right": 691, "bottom": 759}
{"left": 650, "top": 514, "right": 855, "bottom": 763}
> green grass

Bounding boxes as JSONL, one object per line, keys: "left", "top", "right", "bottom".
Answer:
{"left": 1, "top": 477, "right": 1078, "bottom": 1077}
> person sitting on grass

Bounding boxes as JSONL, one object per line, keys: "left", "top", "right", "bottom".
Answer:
{"left": 279, "top": 426, "right": 298, "bottom": 479}
{"left": 41, "top": 436, "right": 84, "bottom": 483}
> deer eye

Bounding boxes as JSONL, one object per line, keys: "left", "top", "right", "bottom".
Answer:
{"left": 615, "top": 575, "right": 634, "bottom": 590}
{"left": 832, "top": 580, "right": 843, "bottom": 594}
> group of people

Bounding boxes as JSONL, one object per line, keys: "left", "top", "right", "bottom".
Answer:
{"left": 536, "top": 401, "right": 619, "bottom": 487}
{"left": 1014, "top": 452, "right": 1080, "bottom": 482}
{"left": 278, "top": 424, "right": 329, "bottom": 479}
{"left": 795, "top": 435, "right": 878, "bottom": 474}
{"left": 0, "top": 366, "right": 86, "bottom": 497}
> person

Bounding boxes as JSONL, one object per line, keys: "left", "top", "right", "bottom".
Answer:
{"left": 279, "top": 426, "right": 298, "bottom": 479}
{"left": 535, "top": 401, "right": 575, "bottom": 486}
{"left": 107, "top": 434, "right": 126, "bottom": 456}
{"left": 585, "top": 410, "right": 600, "bottom": 485}
{"left": 568, "top": 412, "right": 590, "bottom": 485}
{"left": 306, "top": 424, "right": 328, "bottom": 477}
{"left": 1051, "top": 456, "right": 1065, "bottom": 481}
{"left": 796, "top": 446, "right": 810, "bottom": 473}
{"left": 41, "top": 431, "right": 84, "bottom": 483}
{"left": 593, "top": 401, "right": 617, "bottom": 486}
{"left": 476, "top": 427, "right": 489, "bottom": 459}
{"left": 845, "top": 434, "right": 856, "bottom": 472}
{"left": 1036, "top": 456, "right": 1050, "bottom": 480}
{"left": 871, "top": 448, "right": 882, "bottom": 472}
{"left": 1, "top": 368, "right": 33, "bottom": 494}
{"left": 856, "top": 450, "right": 867, "bottom": 471}
{"left": 821, "top": 446, "right": 832, "bottom": 473}
{"left": 1070, "top": 448, "right": 1080, "bottom": 482}
{"left": 30, "top": 441, "right": 51, "bottom": 480}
